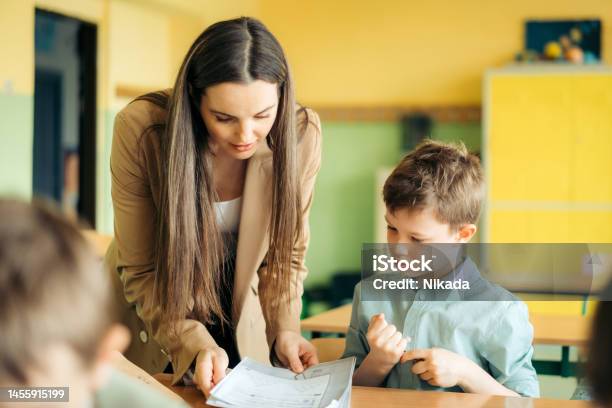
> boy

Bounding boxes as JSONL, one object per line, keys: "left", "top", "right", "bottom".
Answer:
{"left": 342, "top": 141, "right": 539, "bottom": 397}
{"left": 0, "top": 199, "right": 187, "bottom": 407}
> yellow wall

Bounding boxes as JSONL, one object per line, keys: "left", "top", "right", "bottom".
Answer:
{"left": 0, "top": 0, "right": 35, "bottom": 95}
{"left": 0, "top": 0, "right": 255, "bottom": 230}
{"left": 36, "top": 0, "right": 104, "bottom": 23}
{"left": 109, "top": 0, "right": 174, "bottom": 107}
{"left": 168, "top": 15, "right": 206, "bottom": 83}
{"left": 0, "top": 0, "right": 34, "bottom": 197}
{"left": 3, "top": 0, "right": 611, "bottom": 234}
{"left": 259, "top": 0, "right": 612, "bottom": 106}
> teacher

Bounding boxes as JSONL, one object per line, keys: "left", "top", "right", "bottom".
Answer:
{"left": 105, "top": 17, "right": 321, "bottom": 395}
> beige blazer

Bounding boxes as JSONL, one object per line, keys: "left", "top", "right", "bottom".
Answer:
{"left": 104, "top": 94, "right": 322, "bottom": 384}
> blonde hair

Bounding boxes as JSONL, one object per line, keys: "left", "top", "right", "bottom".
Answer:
{"left": 383, "top": 140, "right": 484, "bottom": 228}
{"left": 0, "top": 199, "right": 114, "bottom": 383}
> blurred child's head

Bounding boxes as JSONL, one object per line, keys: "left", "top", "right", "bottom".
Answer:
{"left": 383, "top": 140, "right": 484, "bottom": 244}
{"left": 588, "top": 280, "right": 612, "bottom": 407}
{"left": 0, "top": 199, "right": 129, "bottom": 404}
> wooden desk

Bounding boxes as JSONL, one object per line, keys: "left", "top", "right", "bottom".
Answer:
{"left": 301, "top": 304, "right": 591, "bottom": 377}
{"left": 156, "top": 375, "right": 589, "bottom": 408}
{"left": 530, "top": 314, "right": 591, "bottom": 348}
{"left": 301, "top": 304, "right": 590, "bottom": 347}
{"left": 301, "top": 304, "right": 352, "bottom": 336}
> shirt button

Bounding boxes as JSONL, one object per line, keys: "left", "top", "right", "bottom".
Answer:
{"left": 139, "top": 330, "right": 148, "bottom": 343}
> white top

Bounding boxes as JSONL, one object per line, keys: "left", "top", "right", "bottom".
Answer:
{"left": 214, "top": 196, "right": 242, "bottom": 233}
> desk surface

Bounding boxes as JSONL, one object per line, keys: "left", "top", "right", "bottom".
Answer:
{"left": 301, "top": 304, "right": 591, "bottom": 347}
{"left": 156, "top": 375, "right": 589, "bottom": 408}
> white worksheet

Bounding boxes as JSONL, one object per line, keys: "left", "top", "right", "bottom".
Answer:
{"left": 206, "top": 357, "right": 355, "bottom": 408}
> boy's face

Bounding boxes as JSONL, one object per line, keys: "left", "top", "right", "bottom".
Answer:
{"left": 385, "top": 206, "right": 476, "bottom": 244}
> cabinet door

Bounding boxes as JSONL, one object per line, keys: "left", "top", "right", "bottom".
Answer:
{"left": 489, "top": 209, "right": 569, "bottom": 243}
{"left": 569, "top": 211, "right": 612, "bottom": 242}
{"left": 489, "top": 75, "right": 572, "bottom": 202}
{"left": 570, "top": 75, "right": 612, "bottom": 203}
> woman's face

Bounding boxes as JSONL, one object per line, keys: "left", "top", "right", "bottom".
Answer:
{"left": 200, "top": 80, "right": 279, "bottom": 160}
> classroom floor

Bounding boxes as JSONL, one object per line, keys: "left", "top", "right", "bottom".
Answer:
{"left": 534, "top": 345, "right": 580, "bottom": 399}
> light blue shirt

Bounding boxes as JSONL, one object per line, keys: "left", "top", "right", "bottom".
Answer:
{"left": 94, "top": 369, "right": 188, "bottom": 407}
{"left": 341, "top": 258, "right": 540, "bottom": 397}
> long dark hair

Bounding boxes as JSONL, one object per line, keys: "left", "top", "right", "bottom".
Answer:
{"left": 135, "top": 17, "right": 305, "bottom": 336}
{"left": 587, "top": 280, "right": 612, "bottom": 406}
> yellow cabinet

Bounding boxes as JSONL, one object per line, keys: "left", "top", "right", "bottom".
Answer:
{"left": 484, "top": 66, "right": 612, "bottom": 243}
{"left": 571, "top": 75, "right": 612, "bottom": 203}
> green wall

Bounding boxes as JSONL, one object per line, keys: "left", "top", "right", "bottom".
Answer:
{"left": 304, "top": 120, "right": 482, "bottom": 288}
{"left": 0, "top": 93, "right": 33, "bottom": 198}
{"left": 0, "top": 98, "right": 116, "bottom": 234}
{"left": 0, "top": 97, "right": 481, "bottom": 289}
{"left": 305, "top": 121, "right": 401, "bottom": 287}
{"left": 98, "top": 110, "right": 118, "bottom": 234}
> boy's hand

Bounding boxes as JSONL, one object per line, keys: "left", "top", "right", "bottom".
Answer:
{"left": 400, "top": 347, "right": 468, "bottom": 388}
{"left": 366, "top": 313, "right": 410, "bottom": 368}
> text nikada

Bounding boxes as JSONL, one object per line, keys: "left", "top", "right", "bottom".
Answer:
{"left": 372, "top": 278, "right": 471, "bottom": 291}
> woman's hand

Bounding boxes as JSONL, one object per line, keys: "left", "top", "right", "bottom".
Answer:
{"left": 194, "top": 346, "right": 229, "bottom": 397}
{"left": 274, "top": 330, "right": 319, "bottom": 373}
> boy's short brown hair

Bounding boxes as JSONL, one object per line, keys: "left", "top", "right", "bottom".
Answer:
{"left": 0, "top": 199, "right": 115, "bottom": 383}
{"left": 383, "top": 140, "right": 484, "bottom": 228}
